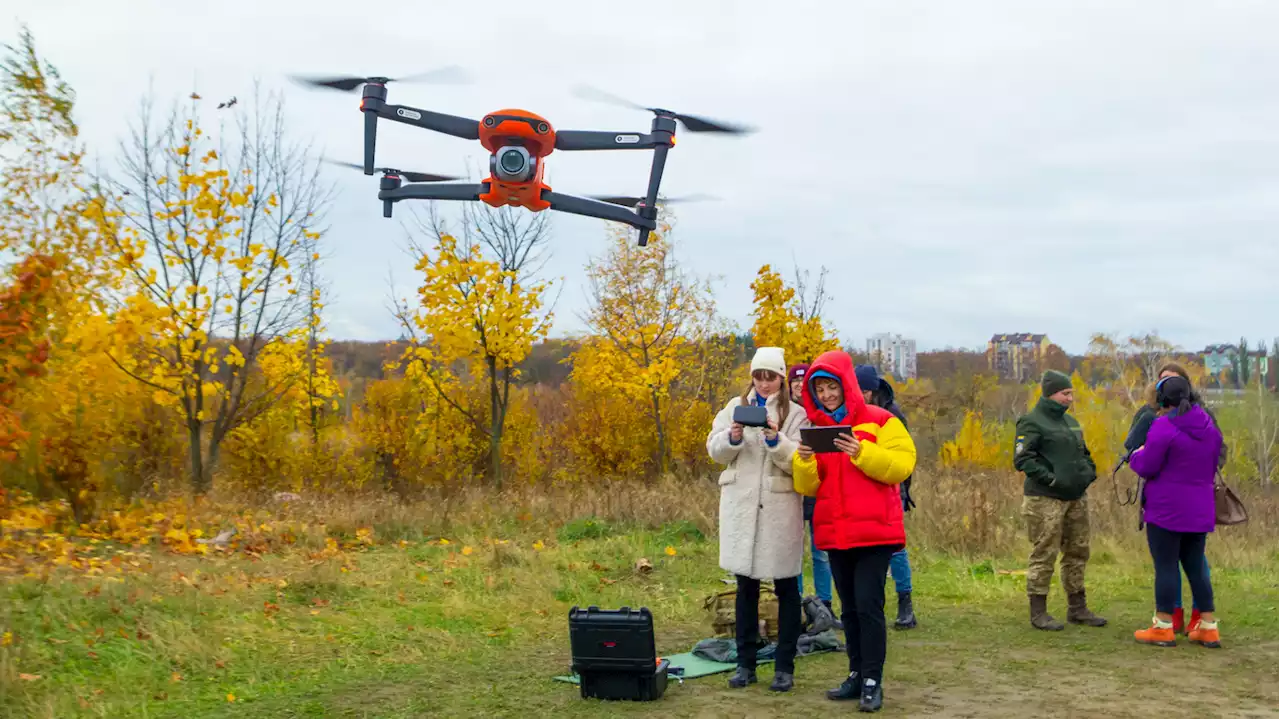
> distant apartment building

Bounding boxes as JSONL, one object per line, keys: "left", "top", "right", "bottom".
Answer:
{"left": 1202, "top": 344, "right": 1270, "bottom": 384}
{"left": 866, "top": 333, "right": 917, "bottom": 380}
{"left": 987, "top": 333, "right": 1051, "bottom": 382}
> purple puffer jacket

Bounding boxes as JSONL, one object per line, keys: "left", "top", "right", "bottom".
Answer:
{"left": 1128, "top": 405, "right": 1222, "bottom": 533}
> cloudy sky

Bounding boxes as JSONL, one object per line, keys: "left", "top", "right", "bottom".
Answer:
{"left": 6, "top": 1, "right": 1277, "bottom": 353}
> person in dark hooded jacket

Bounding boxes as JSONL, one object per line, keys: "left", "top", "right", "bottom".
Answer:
{"left": 855, "top": 365, "right": 918, "bottom": 631}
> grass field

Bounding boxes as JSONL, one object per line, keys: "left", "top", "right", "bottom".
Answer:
{"left": 2, "top": 500, "right": 1276, "bottom": 719}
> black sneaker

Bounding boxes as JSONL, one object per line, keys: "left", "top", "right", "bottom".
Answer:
{"left": 826, "top": 671, "right": 860, "bottom": 700}
{"left": 727, "top": 667, "right": 756, "bottom": 689}
{"left": 859, "top": 679, "right": 883, "bottom": 712}
{"left": 769, "top": 671, "right": 793, "bottom": 692}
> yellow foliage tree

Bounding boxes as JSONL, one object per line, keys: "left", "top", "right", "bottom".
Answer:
{"left": 569, "top": 214, "right": 716, "bottom": 476}
{"left": 939, "top": 410, "right": 1013, "bottom": 470}
{"left": 393, "top": 233, "right": 551, "bottom": 487}
{"left": 87, "top": 88, "right": 329, "bottom": 494}
{"left": 749, "top": 264, "right": 838, "bottom": 365}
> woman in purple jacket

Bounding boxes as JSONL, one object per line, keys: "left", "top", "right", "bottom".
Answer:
{"left": 1129, "top": 376, "right": 1223, "bottom": 649}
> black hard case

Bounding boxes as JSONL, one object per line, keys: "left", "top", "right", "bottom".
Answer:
{"left": 568, "top": 605, "right": 669, "bottom": 701}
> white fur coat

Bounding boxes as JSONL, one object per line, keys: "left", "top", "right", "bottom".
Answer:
{"left": 706, "top": 391, "right": 805, "bottom": 580}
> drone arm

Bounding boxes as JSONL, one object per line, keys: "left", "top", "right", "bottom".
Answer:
{"left": 555, "top": 130, "right": 670, "bottom": 151}
{"left": 376, "top": 182, "right": 488, "bottom": 218}
{"left": 372, "top": 103, "right": 481, "bottom": 141}
{"left": 541, "top": 190, "right": 657, "bottom": 231}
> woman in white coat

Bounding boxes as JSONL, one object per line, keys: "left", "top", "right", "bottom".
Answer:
{"left": 706, "top": 346, "right": 805, "bottom": 692}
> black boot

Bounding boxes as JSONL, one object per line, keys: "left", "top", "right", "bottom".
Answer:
{"left": 1029, "top": 594, "right": 1065, "bottom": 631}
{"left": 894, "top": 591, "right": 917, "bottom": 630}
{"left": 826, "top": 671, "right": 860, "bottom": 701}
{"left": 858, "top": 679, "right": 883, "bottom": 712}
{"left": 769, "top": 671, "right": 793, "bottom": 692}
{"left": 727, "top": 666, "right": 756, "bottom": 689}
{"left": 823, "top": 599, "right": 843, "bottom": 630}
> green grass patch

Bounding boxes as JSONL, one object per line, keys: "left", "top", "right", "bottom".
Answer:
{"left": 1, "top": 529, "right": 1276, "bottom": 718}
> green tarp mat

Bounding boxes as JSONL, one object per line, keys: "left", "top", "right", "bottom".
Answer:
{"left": 553, "top": 647, "right": 834, "bottom": 685}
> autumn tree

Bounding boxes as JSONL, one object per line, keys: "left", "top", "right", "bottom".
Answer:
{"left": 569, "top": 211, "right": 715, "bottom": 475}
{"left": 0, "top": 254, "right": 57, "bottom": 462}
{"left": 88, "top": 87, "right": 330, "bottom": 494}
{"left": 749, "top": 263, "right": 838, "bottom": 366}
{"left": 393, "top": 202, "right": 554, "bottom": 488}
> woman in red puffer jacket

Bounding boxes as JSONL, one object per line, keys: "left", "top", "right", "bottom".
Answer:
{"left": 792, "top": 350, "right": 916, "bottom": 713}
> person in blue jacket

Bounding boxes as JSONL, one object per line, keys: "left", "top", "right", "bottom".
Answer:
{"left": 855, "top": 365, "right": 918, "bottom": 630}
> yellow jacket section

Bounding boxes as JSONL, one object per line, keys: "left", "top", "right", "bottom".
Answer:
{"left": 792, "top": 417, "right": 917, "bottom": 496}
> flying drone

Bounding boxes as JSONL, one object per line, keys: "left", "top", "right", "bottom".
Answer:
{"left": 292, "top": 67, "right": 752, "bottom": 246}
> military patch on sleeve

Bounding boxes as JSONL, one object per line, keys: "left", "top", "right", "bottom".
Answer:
{"left": 1015, "top": 436, "right": 1025, "bottom": 455}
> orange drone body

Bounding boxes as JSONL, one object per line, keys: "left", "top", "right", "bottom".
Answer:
{"left": 478, "top": 109, "right": 554, "bottom": 212}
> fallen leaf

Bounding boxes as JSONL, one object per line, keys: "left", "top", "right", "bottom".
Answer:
{"left": 461, "top": 546, "right": 474, "bottom": 556}
{"left": 78, "top": 697, "right": 91, "bottom": 709}
{"left": 397, "top": 592, "right": 406, "bottom": 604}
{"left": 442, "top": 579, "right": 453, "bottom": 586}
{"left": 599, "top": 577, "right": 617, "bottom": 585}
{"left": 18, "top": 673, "right": 40, "bottom": 681}
{"left": 153, "top": 692, "right": 168, "bottom": 700}
{"left": 87, "top": 651, "right": 99, "bottom": 660}
{"left": 215, "top": 660, "right": 226, "bottom": 669}
{"left": 0, "top": 631, "right": 13, "bottom": 646}
{"left": 226, "top": 692, "right": 236, "bottom": 702}
{"left": 94, "top": 689, "right": 104, "bottom": 696}
{"left": 664, "top": 546, "right": 677, "bottom": 556}
{"left": 171, "top": 672, "right": 183, "bottom": 682}
{"left": 310, "top": 609, "right": 320, "bottom": 616}
{"left": 117, "top": 627, "right": 129, "bottom": 639}
{"left": 136, "top": 628, "right": 152, "bottom": 640}
{"left": 590, "top": 561, "right": 607, "bottom": 572}
{"left": 48, "top": 638, "right": 68, "bottom": 645}
{"left": 532, "top": 540, "right": 545, "bottom": 551}
{"left": 84, "top": 638, "right": 95, "bottom": 647}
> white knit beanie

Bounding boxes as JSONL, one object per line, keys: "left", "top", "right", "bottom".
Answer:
{"left": 750, "top": 346, "right": 786, "bottom": 377}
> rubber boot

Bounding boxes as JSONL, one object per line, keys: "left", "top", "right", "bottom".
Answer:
{"left": 1171, "top": 607, "right": 1185, "bottom": 634}
{"left": 1066, "top": 591, "right": 1108, "bottom": 627}
{"left": 893, "top": 591, "right": 917, "bottom": 630}
{"left": 1029, "top": 594, "right": 1064, "bottom": 631}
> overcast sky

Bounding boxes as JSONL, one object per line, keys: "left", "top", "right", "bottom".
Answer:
{"left": 5, "top": 1, "right": 1277, "bottom": 353}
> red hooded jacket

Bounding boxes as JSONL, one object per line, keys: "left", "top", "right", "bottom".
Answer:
{"left": 792, "top": 350, "right": 916, "bottom": 551}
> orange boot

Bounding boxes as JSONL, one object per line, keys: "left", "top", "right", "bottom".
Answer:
{"left": 1188, "top": 619, "right": 1221, "bottom": 648}
{"left": 1134, "top": 616, "right": 1176, "bottom": 647}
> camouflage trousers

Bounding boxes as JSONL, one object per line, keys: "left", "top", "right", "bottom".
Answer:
{"left": 1022, "top": 495, "right": 1091, "bottom": 596}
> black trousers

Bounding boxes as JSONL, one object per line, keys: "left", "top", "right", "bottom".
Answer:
{"left": 1146, "top": 523, "right": 1214, "bottom": 613}
{"left": 828, "top": 544, "right": 898, "bottom": 683}
{"left": 735, "top": 575, "right": 801, "bottom": 674}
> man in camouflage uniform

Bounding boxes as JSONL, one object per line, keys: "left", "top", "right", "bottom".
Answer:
{"left": 1013, "top": 370, "right": 1107, "bottom": 631}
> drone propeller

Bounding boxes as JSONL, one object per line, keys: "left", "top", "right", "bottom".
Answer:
{"left": 572, "top": 85, "right": 754, "bottom": 134}
{"left": 323, "top": 159, "right": 460, "bottom": 183}
{"left": 588, "top": 193, "right": 719, "bottom": 208}
{"left": 292, "top": 66, "right": 471, "bottom": 92}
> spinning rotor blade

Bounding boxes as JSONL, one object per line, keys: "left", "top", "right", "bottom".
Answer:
{"left": 293, "top": 66, "right": 471, "bottom": 92}
{"left": 571, "top": 85, "right": 754, "bottom": 134}
{"left": 588, "top": 193, "right": 719, "bottom": 207}
{"left": 323, "top": 159, "right": 460, "bottom": 183}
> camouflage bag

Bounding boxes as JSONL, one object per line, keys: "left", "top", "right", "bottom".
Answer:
{"left": 703, "top": 582, "right": 781, "bottom": 642}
